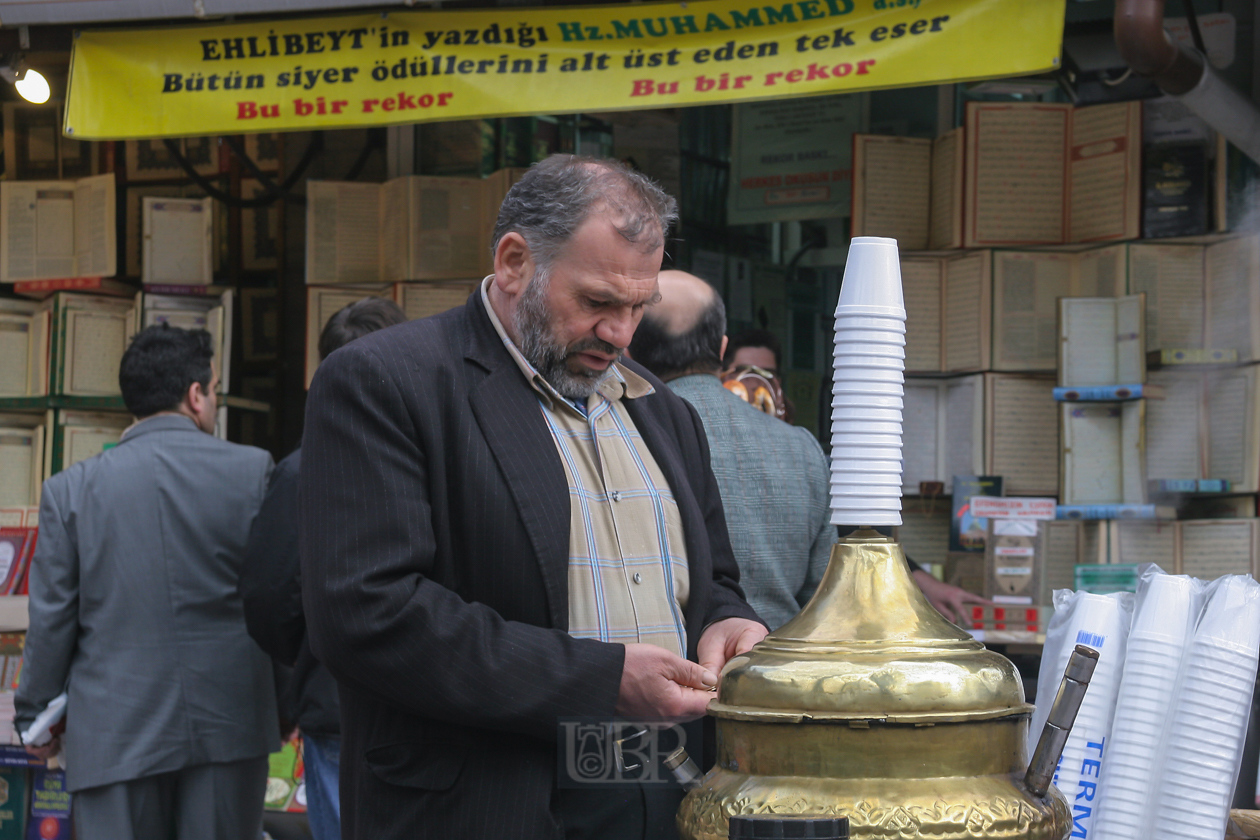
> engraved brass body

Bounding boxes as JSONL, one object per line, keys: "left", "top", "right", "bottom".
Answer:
{"left": 678, "top": 531, "right": 1071, "bottom": 840}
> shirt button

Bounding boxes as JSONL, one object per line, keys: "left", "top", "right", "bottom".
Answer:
{"left": 611, "top": 491, "right": 622, "bottom": 502}
{"left": 633, "top": 573, "right": 642, "bottom": 584}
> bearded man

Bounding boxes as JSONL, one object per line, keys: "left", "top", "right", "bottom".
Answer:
{"left": 300, "top": 155, "right": 767, "bottom": 840}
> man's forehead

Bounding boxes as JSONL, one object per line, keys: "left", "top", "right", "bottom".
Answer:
{"left": 575, "top": 270, "right": 661, "bottom": 304}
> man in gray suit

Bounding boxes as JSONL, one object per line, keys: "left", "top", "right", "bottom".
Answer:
{"left": 16, "top": 324, "right": 277, "bottom": 840}
{"left": 631, "top": 271, "right": 988, "bottom": 629}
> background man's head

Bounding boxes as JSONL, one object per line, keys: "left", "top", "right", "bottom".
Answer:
{"left": 489, "top": 154, "right": 678, "bottom": 400}
{"left": 319, "top": 297, "right": 407, "bottom": 361}
{"left": 723, "top": 329, "right": 782, "bottom": 374}
{"left": 629, "top": 270, "right": 726, "bottom": 382}
{"left": 119, "top": 325, "right": 218, "bottom": 432}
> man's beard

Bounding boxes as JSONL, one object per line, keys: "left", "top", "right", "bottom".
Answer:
{"left": 513, "top": 271, "right": 622, "bottom": 400}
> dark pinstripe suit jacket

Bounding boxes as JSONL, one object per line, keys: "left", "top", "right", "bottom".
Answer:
{"left": 299, "top": 291, "right": 759, "bottom": 839}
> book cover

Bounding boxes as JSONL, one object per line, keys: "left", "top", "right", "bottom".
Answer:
{"left": 950, "top": 475, "right": 1004, "bottom": 552}
{"left": 1056, "top": 504, "right": 1176, "bottom": 520}
{"left": 1053, "top": 384, "right": 1159, "bottom": 402}
{"left": 0, "top": 766, "right": 25, "bottom": 840}
{"left": 26, "top": 768, "right": 70, "bottom": 840}
{"left": 1142, "top": 142, "right": 1209, "bottom": 239}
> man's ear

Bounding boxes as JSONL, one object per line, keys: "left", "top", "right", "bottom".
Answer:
{"left": 719, "top": 335, "right": 729, "bottom": 365}
{"left": 185, "top": 379, "right": 207, "bottom": 416}
{"left": 493, "top": 232, "right": 534, "bottom": 297}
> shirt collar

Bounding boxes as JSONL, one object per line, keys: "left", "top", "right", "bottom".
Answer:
{"left": 478, "top": 276, "right": 654, "bottom": 414}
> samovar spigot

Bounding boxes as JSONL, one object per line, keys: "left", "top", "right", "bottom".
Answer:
{"left": 1024, "top": 644, "right": 1099, "bottom": 797}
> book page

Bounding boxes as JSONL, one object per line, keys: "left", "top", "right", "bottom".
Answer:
{"left": 1127, "top": 244, "right": 1204, "bottom": 351}
{"left": 1062, "top": 404, "right": 1123, "bottom": 504}
{"left": 1060, "top": 298, "right": 1118, "bottom": 387}
{"left": 852, "top": 135, "right": 931, "bottom": 250}
{"left": 62, "top": 426, "right": 122, "bottom": 469}
{"left": 65, "top": 310, "right": 126, "bottom": 395}
{"left": 73, "top": 173, "right": 116, "bottom": 279}
{"left": 944, "top": 251, "right": 989, "bottom": 372}
{"left": 1076, "top": 245, "right": 1126, "bottom": 297}
{"left": 397, "top": 282, "right": 477, "bottom": 320}
{"left": 902, "top": 381, "right": 941, "bottom": 493}
{"left": 966, "top": 103, "right": 1069, "bottom": 247}
{"left": 0, "top": 428, "right": 35, "bottom": 506}
{"left": 143, "top": 197, "right": 211, "bottom": 285}
{"left": 409, "top": 177, "right": 487, "bottom": 281}
{"left": 896, "top": 506, "right": 951, "bottom": 567}
{"left": 987, "top": 375, "right": 1059, "bottom": 495}
{"left": 381, "top": 177, "right": 410, "bottom": 283}
{"left": 1145, "top": 369, "right": 1203, "bottom": 481}
{"left": 929, "top": 128, "right": 964, "bottom": 250}
{"left": 901, "top": 258, "right": 942, "bottom": 372}
{"left": 1205, "top": 235, "right": 1260, "bottom": 361}
{"left": 944, "top": 375, "right": 983, "bottom": 481}
{"left": 1180, "top": 520, "right": 1256, "bottom": 579}
{"left": 1121, "top": 400, "right": 1145, "bottom": 503}
{"left": 1069, "top": 102, "right": 1141, "bottom": 243}
{"left": 0, "top": 316, "right": 30, "bottom": 397}
{"left": 1206, "top": 367, "right": 1256, "bottom": 490}
{"left": 1041, "top": 520, "right": 1080, "bottom": 596}
{"left": 305, "top": 181, "right": 382, "bottom": 284}
{"left": 1114, "top": 295, "right": 1145, "bottom": 384}
{"left": 1113, "top": 520, "right": 1177, "bottom": 568}
{"left": 27, "top": 308, "right": 48, "bottom": 397}
{"left": 993, "top": 252, "right": 1072, "bottom": 370}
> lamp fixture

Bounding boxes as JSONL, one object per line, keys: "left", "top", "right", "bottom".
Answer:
{"left": 0, "top": 56, "right": 49, "bottom": 104}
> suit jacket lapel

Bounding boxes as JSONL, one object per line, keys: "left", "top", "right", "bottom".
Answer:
{"left": 465, "top": 294, "right": 571, "bottom": 630}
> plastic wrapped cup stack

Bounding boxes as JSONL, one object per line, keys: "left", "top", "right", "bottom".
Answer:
{"left": 1152, "top": 576, "right": 1260, "bottom": 840}
{"left": 830, "top": 236, "right": 905, "bottom": 528}
{"left": 1093, "top": 574, "right": 1198, "bottom": 840}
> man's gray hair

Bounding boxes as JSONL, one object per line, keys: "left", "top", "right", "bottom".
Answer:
{"left": 492, "top": 155, "right": 679, "bottom": 277}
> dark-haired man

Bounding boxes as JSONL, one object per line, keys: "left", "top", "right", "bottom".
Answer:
{"left": 632, "top": 271, "right": 988, "bottom": 628}
{"left": 16, "top": 324, "right": 276, "bottom": 840}
{"left": 240, "top": 296, "right": 407, "bottom": 840}
{"left": 301, "top": 155, "right": 765, "bottom": 840}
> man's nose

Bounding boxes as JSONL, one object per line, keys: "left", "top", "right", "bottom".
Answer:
{"left": 596, "top": 311, "right": 636, "bottom": 350}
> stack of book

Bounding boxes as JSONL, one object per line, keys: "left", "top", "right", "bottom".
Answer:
{"left": 302, "top": 168, "right": 527, "bottom": 387}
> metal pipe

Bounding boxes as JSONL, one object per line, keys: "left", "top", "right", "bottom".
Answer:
{"left": 1024, "top": 645, "right": 1100, "bottom": 799}
{"left": 663, "top": 746, "right": 703, "bottom": 791}
{"left": 1114, "top": 0, "right": 1260, "bottom": 165}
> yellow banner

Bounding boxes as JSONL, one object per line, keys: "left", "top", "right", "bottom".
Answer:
{"left": 65, "top": 0, "right": 1065, "bottom": 139}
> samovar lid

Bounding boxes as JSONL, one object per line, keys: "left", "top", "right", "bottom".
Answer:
{"left": 711, "top": 530, "right": 1031, "bottom": 724}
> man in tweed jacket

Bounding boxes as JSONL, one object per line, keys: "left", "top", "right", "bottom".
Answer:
{"left": 631, "top": 270, "right": 988, "bottom": 629}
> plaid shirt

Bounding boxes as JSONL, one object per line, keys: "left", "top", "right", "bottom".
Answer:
{"left": 481, "top": 280, "right": 689, "bottom": 656}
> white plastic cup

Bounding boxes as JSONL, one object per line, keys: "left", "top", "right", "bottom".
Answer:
{"left": 831, "top": 328, "right": 907, "bottom": 346}
{"left": 826, "top": 472, "right": 903, "bottom": 486}
{"left": 830, "top": 485, "right": 902, "bottom": 499}
{"left": 833, "top": 341, "right": 906, "bottom": 359}
{"left": 831, "top": 420, "right": 903, "bottom": 435}
{"left": 831, "top": 408, "right": 902, "bottom": 423}
{"left": 831, "top": 462, "right": 902, "bottom": 475}
{"left": 830, "top": 433, "right": 903, "bottom": 447}
{"left": 831, "top": 394, "right": 904, "bottom": 409}
{"left": 829, "top": 446, "right": 903, "bottom": 461}
{"left": 832, "top": 354, "right": 903, "bottom": 370}
{"left": 833, "top": 314, "right": 906, "bottom": 332}
{"left": 832, "top": 381, "right": 905, "bottom": 397}
{"left": 829, "top": 368, "right": 906, "bottom": 384}
{"left": 836, "top": 236, "right": 904, "bottom": 315}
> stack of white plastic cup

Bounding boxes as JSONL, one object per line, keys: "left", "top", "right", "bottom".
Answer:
{"left": 1152, "top": 576, "right": 1260, "bottom": 840}
{"left": 1093, "top": 574, "right": 1198, "bottom": 840}
{"left": 831, "top": 236, "right": 906, "bottom": 528}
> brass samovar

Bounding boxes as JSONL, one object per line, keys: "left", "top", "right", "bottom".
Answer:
{"left": 677, "top": 529, "right": 1073, "bottom": 840}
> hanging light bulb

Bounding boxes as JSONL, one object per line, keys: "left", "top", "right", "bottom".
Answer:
{"left": 0, "top": 57, "right": 49, "bottom": 104}
{"left": 15, "top": 68, "right": 48, "bottom": 104}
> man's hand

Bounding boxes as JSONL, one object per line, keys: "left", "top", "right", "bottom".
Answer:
{"left": 24, "top": 738, "right": 59, "bottom": 761}
{"left": 697, "top": 617, "right": 769, "bottom": 679}
{"left": 912, "top": 570, "right": 990, "bottom": 628}
{"left": 616, "top": 644, "right": 718, "bottom": 721}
